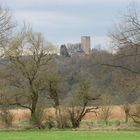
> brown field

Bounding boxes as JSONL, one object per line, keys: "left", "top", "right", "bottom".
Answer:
{"left": 84, "top": 106, "right": 125, "bottom": 121}
{"left": 10, "top": 106, "right": 126, "bottom": 122}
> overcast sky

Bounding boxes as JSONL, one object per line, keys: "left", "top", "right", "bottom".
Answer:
{"left": 0, "top": 0, "right": 140, "bottom": 49}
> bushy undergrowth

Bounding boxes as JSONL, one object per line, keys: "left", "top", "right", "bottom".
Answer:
{"left": 0, "top": 108, "right": 13, "bottom": 128}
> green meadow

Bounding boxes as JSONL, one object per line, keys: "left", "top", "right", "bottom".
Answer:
{"left": 0, "top": 131, "right": 140, "bottom": 140}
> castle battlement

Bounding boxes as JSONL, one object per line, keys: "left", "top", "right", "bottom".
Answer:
{"left": 60, "top": 36, "right": 91, "bottom": 57}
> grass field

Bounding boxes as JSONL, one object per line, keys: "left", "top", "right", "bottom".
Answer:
{"left": 0, "top": 131, "right": 140, "bottom": 140}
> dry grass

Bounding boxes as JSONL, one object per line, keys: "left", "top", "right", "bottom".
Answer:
{"left": 9, "top": 106, "right": 126, "bottom": 122}
{"left": 10, "top": 109, "right": 31, "bottom": 122}
{"left": 84, "top": 106, "right": 125, "bottom": 121}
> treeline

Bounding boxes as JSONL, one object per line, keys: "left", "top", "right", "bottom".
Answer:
{"left": 0, "top": 5, "right": 139, "bottom": 129}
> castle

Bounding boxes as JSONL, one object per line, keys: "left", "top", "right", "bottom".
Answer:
{"left": 60, "top": 36, "right": 91, "bottom": 57}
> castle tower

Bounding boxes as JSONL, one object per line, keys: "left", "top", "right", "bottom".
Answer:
{"left": 81, "top": 36, "right": 91, "bottom": 54}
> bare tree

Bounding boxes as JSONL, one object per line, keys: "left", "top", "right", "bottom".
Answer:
{"left": 45, "top": 63, "right": 67, "bottom": 128}
{"left": 106, "top": 4, "right": 140, "bottom": 124}
{"left": 100, "top": 94, "right": 112, "bottom": 126}
{"left": 2, "top": 27, "right": 56, "bottom": 125}
{"left": 67, "top": 70, "right": 100, "bottom": 128}
{"left": 0, "top": 5, "right": 15, "bottom": 58}
{"left": 106, "top": 4, "right": 140, "bottom": 75}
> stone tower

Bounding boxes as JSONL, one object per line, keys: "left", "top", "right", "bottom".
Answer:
{"left": 81, "top": 36, "right": 91, "bottom": 54}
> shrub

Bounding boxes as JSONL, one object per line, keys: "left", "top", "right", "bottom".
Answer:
{"left": 0, "top": 108, "right": 13, "bottom": 128}
{"left": 122, "top": 103, "right": 131, "bottom": 123}
{"left": 30, "top": 107, "right": 46, "bottom": 129}
{"left": 55, "top": 107, "right": 71, "bottom": 129}
{"left": 45, "top": 115, "right": 55, "bottom": 129}
{"left": 130, "top": 104, "right": 140, "bottom": 124}
{"left": 100, "top": 106, "right": 111, "bottom": 126}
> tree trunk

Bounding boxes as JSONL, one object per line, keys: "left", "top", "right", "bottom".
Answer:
{"left": 30, "top": 95, "right": 38, "bottom": 125}
{"left": 55, "top": 106, "right": 64, "bottom": 128}
{"left": 105, "top": 120, "right": 108, "bottom": 126}
{"left": 71, "top": 119, "right": 80, "bottom": 128}
{"left": 125, "top": 111, "right": 129, "bottom": 123}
